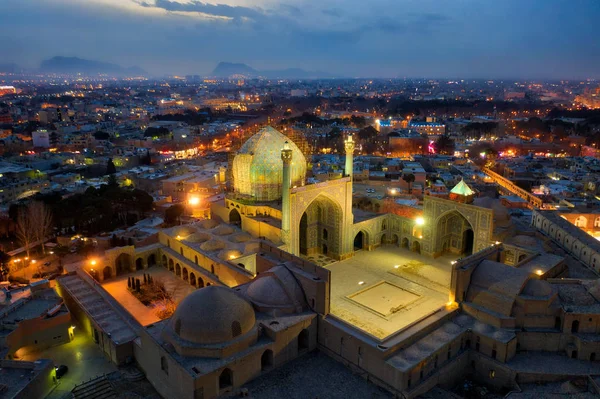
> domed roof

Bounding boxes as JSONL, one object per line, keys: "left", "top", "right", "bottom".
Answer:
{"left": 232, "top": 126, "right": 306, "bottom": 201}
{"left": 521, "top": 278, "right": 553, "bottom": 297}
{"left": 245, "top": 265, "right": 306, "bottom": 311}
{"left": 169, "top": 286, "right": 255, "bottom": 345}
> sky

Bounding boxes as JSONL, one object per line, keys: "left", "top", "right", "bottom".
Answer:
{"left": 1, "top": 0, "right": 599, "bottom": 79}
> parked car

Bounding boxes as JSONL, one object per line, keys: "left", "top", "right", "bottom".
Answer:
{"left": 55, "top": 365, "right": 68, "bottom": 379}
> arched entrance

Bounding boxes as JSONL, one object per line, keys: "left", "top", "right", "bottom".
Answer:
{"left": 103, "top": 266, "right": 112, "bottom": 280}
{"left": 168, "top": 259, "right": 174, "bottom": 271}
{"left": 299, "top": 213, "right": 308, "bottom": 255}
{"left": 298, "top": 329, "right": 309, "bottom": 352}
{"left": 229, "top": 208, "right": 241, "bottom": 226}
{"left": 572, "top": 320, "right": 579, "bottom": 333}
{"left": 148, "top": 254, "right": 156, "bottom": 267}
{"left": 354, "top": 231, "right": 366, "bottom": 250}
{"left": 463, "top": 229, "right": 474, "bottom": 256}
{"left": 198, "top": 277, "right": 205, "bottom": 288}
{"left": 219, "top": 368, "right": 233, "bottom": 389}
{"left": 190, "top": 272, "right": 196, "bottom": 286}
{"left": 391, "top": 234, "right": 399, "bottom": 245}
{"left": 434, "top": 211, "right": 475, "bottom": 257}
{"left": 182, "top": 268, "right": 188, "bottom": 281}
{"left": 401, "top": 237, "right": 409, "bottom": 249}
{"left": 411, "top": 241, "right": 421, "bottom": 254}
{"left": 261, "top": 350, "right": 273, "bottom": 371}
{"left": 115, "top": 253, "right": 132, "bottom": 275}
{"left": 162, "top": 255, "right": 167, "bottom": 267}
{"left": 298, "top": 196, "right": 343, "bottom": 258}
{"left": 135, "top": 257, "right": 143, "bottom": 270}
{"left": 175, "top": 263, "right": 181, "bottom": 277}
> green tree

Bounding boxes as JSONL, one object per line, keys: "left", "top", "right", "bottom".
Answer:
{"left": 165, "top": 204, "right": 185, "bottom": 225}
{"left": 106, "top": 158, "right": 117, "bottom": 175}
{"left": 358, "top": 126, "right": 378, "bottom": 141}
{"left": 402, "top": 173, "right": 416, "bottom": 194}
{"left": 94, "top": 131, "right": 111, "bottom": 140}
{"left": 49, "top": 132, "right": 59, "bottom": 146}
{"left": 107, "top": 174, "right": 118, "bottom": 187}
{"left": 435, "top": 134, "right": 455, "bottom": 155}
{"left": 0, "top": 250, "right": 11, "bottom": 281}
{"left": 53, "top": 245, "right": 69, "bottom": 268}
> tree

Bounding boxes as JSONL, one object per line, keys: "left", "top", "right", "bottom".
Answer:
{"left": 165, "top": 204, "right": 185, "bottom": 225}
{"left": 94, "top": 131, "right": 111, "bottom": 140}
{"left": 107, "top": 174, "right": 118, "bottom": 187}
{"left": 106, "top": 158, "right": 117, "bottom": 175}
{"left": 49, "top": 132, "right": 59, "bottom": 146}
{"left": 0, "top": 250, "right": 11, "bottom": 281}
{"left": 402, "top": 173, "right": 416, "bottom": 194}
{"left": 358, "top": 126, "right": 378, "bottom": 141}
{"left": 15, "top": 208, "right": 34, "bottom": 257}
{"left": 142, "top": 150, "right": 152, "bottom": 165}
{"left": 28, "top": 201, "right": 53, "bottom": 255}
{"left": 53, "top": 245, "right": 69, "bottom": 268}
{"left": 435, "top": 134, "right": 455, "bottom": 155}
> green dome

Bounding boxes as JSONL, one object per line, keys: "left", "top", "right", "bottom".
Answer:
{"left": 232, "top": 126, "right": 306, "bottom": 201}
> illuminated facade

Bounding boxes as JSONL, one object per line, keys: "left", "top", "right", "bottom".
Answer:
{"left": 231, "top": 126, "right": 306, "bottom": 201}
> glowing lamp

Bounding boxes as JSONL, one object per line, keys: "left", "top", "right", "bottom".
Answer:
{"left": 535, "top": 269, "right": 543, "bottom": 276}
{"left": 415, "top": 217, "right": 425, "bottom": 226}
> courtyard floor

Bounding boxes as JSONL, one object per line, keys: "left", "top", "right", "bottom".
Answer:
{"left": 18, "top": 321, "right": 118, "bottom": 399}
{"left": 325, "top": 245, "right": 458, "bottom": 341}
{"left": 101, "top": 266, "right": 197, "bottom": 326}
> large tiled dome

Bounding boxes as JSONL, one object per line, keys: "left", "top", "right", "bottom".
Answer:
{"left": 169, "top": 286, "right": 255, "bottom": 345}
{"left": 232, "top": 126, "right": 306, "bottom": 201}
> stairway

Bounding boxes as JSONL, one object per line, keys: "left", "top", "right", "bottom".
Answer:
{"left": 71, "top": 375, "right": 117, "bottom": 399}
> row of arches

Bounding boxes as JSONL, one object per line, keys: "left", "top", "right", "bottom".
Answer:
{"left": 535, "top": 213, "right": 600, "bottom": 272}
{"left": 161, "top": 254, "right": 210, "bottom": 289}
{"left": 352, "top": 230, "right": 422, "bottom": 254}
{"left": 102, "top": 253, "right": 159, "bottom": 281}
{"left": 574, "top": 215, "right": 600, "bottom": 228}
{"left": 216, "top": 348, "right": 272, "bottom": 391}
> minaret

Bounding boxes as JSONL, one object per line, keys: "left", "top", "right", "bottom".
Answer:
{"left": 344, "top": 134, "right": 355, "bottom": 178}
{"left": 281, "top": 141, "right": 293, "bottom": 235}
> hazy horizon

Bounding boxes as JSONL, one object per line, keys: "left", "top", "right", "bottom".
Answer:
{"left": 1, "top": 0, "right": 599, "bottom": 80}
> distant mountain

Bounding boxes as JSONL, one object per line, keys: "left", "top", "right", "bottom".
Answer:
{"left": 40, "top": 56, "right": 146, "bottom": 76}
{"left": 211, "top": 62, "right": 335, "bottom": 79}
{"left": 212, "top": 62, "right": 258, "bottom": 77}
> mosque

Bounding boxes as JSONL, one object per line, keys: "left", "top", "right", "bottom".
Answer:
{"left": 58, "top": 126, "right": 600, "bottom": 399}
{"left": 211, "top": 126, "right": 495, "bottom": 262}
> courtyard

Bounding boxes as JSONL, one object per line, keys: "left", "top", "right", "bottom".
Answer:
{"left": 18, "top": 321, "right": 118, "bottom": 399}
{"left": 101, "top": 266, "right": 197, "bottom": 326}
{"left": 326, "top": 245, "right": 457, "bottom": 340}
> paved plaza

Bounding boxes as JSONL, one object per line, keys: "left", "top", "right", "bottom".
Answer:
{"left": 326, "top": 245, "right": 457, "bottom": 340}
{"left": 19, "top": 322, "right": 118, "bottom": 399}
{"left": 102, "top": 266, "right": 196, "bottom": 326}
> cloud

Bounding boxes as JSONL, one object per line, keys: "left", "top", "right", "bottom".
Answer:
{"left": 0, "top": 0, "right": 598, "bottom": 78}
{"left": 138, "top": 0, "right": 266, "bottom": 22}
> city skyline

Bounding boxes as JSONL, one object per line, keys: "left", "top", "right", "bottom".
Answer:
{"left": 1, "top": 0, "right": 599, "bottom": 79}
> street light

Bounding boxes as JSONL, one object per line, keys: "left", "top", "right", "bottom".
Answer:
{"left": 415, "top": 217, "right": 425, "bottom": 226}
{"left": 90, "top": 259, "right": 97, "bottom": 266}
{"left": 188, "top": 195, "right": 200, "bottom": 206}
